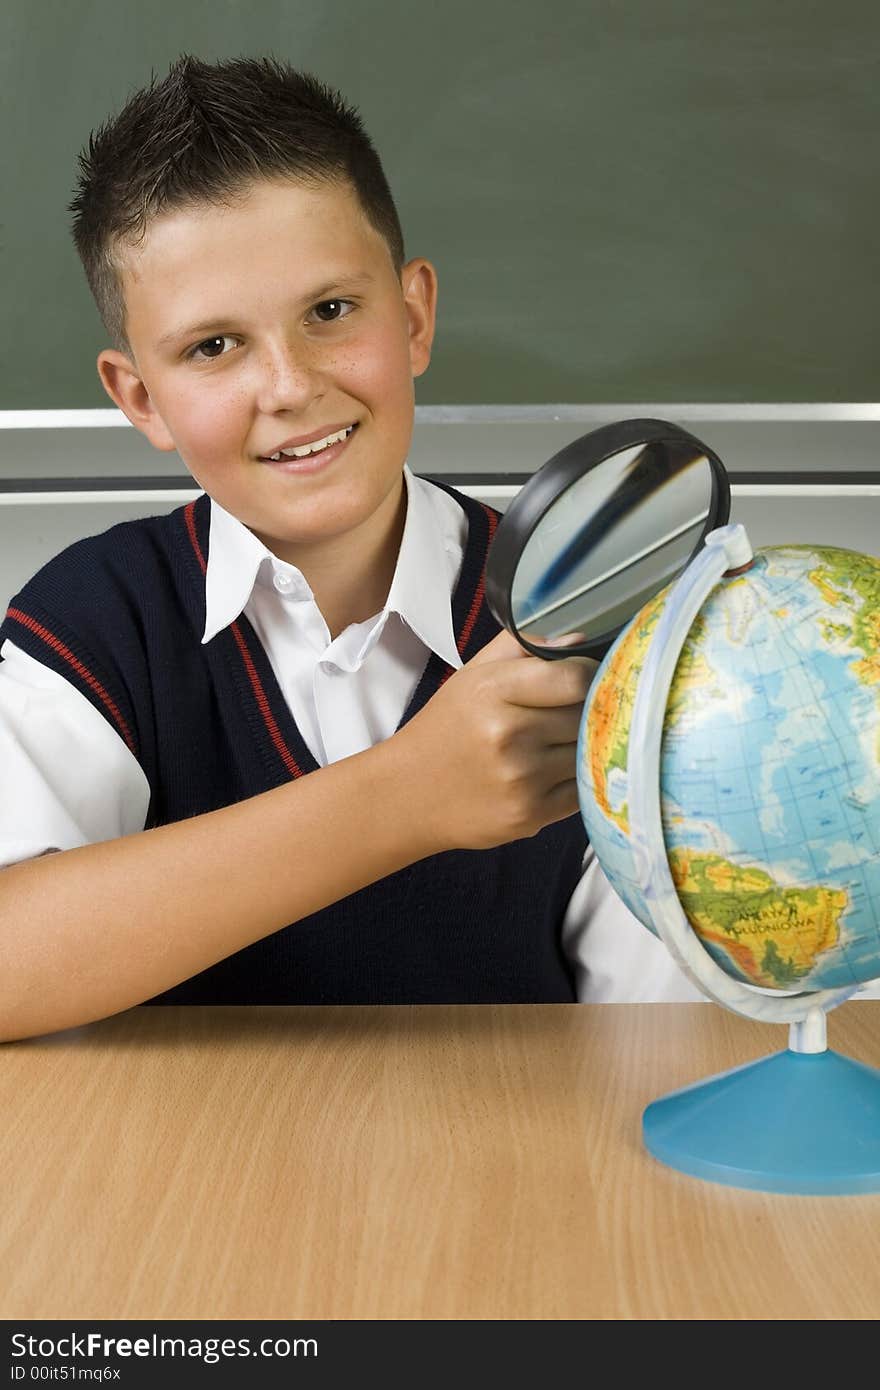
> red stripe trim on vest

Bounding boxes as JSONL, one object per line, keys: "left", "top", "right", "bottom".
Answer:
{"left": 230, "top": 621, "right": 304, "bottom": 779}
{"left": 5, "top": 608, "right": 137, "bottom": 756}
{"left": 185, "top": 500, "right": 207, "bottom": 575}
{"left": 457, "top": 504, "right": 498, "bottom": 657}
{"left": 438, "top": 503, "right": 499, "bottom": 688}
{"left": 184, "top": 500, "right": 304, "bottom": 779}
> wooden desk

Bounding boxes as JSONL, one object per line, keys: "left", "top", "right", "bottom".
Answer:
{"left": 2, "top": 1002, "right": 879, "bottom": 1320}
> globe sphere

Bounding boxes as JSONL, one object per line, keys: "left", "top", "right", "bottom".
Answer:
{"left": 578, "top": 544, "right": 880, "bottom": 993}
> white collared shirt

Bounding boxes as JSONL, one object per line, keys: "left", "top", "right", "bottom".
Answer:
{"left": 202, "top": 466, "right": 464, "bottom": 764}
{"left": 0, "top": 466, "right": 705, "bottom": 1002}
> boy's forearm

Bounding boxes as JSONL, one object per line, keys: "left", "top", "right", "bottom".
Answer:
{"left": 0, "top": 734, "right": 438, "bottom": 1041}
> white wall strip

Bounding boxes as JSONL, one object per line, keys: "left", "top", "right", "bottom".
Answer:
{"left": 2, "top": 404, "right": 880, "bottom": 429}
{"left": 2, "top": 482, "right": 879, "bottom": 507}
{"left": 416, "top": 405, "right": 880, "bottom": 424}
{"left": 0, "top": 490, "right": 203, "bottom": 505}
{"left": 733, "top": 483, "right": 880, "bottom": 497}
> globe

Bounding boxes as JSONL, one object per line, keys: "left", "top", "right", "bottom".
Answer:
{"left": 577, "top": 542, "right": 880, "bottom": 996}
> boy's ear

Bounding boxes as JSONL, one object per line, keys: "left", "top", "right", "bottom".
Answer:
{"left": 96, "top": 349, "right": 178, "bottom": 454}
{"left": 401, "top": 258, "right": 438, "bottom": 379}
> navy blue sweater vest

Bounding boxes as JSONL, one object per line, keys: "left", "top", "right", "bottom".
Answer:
{"left": 1, "top": 483, "right": 586, "bottom": 1003}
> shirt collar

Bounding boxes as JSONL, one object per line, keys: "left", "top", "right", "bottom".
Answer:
{"left": 202, "top": 498, "right": 275, "bottom": 644}
{"left": 200, "top": 467, "right": 464, "bottom": 672}
{"left": 382, "top": 467, "right": 463, "bottom": 671}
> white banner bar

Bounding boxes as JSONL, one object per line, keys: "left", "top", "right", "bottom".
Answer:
{"left": 2, "top": 404, "right": 880, "bottom": 429}
{"left": 2, "top": 482, "right": 879, "bottom": 506}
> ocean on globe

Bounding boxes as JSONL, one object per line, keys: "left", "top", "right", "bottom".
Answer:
{"left": 577, "top": 544, "right": 880, "bottom": 993}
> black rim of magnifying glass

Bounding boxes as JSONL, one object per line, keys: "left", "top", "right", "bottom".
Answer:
{"left": 485, "top": 417, "right": 731, "bottom": 660}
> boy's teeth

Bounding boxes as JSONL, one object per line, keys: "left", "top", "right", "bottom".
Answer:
{"left": 268, "top": 424, "right": 354, "bottom": 461}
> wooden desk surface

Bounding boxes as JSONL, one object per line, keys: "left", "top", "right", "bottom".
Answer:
{"left": 2, "top": 1002, "right": 879, "bottom": 1320}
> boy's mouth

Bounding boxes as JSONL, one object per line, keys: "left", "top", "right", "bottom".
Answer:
{"left": 259, "top": 422, "right": 358, "bottom": 463}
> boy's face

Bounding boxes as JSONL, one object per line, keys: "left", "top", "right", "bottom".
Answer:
{"left": 97, "top": 177, "right": 436, "bottom": 564}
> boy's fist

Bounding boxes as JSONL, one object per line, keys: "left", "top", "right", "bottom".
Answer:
{"left": 398, "top": 629, "right": 598, "bottom": 852}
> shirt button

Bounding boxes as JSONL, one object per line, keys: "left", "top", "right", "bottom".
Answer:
{"left": 273, "top": 572, "right": 294, "bottom": 594}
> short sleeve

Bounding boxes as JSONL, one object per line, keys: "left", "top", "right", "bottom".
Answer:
{"left": 560, "top": 846, "right": 707, "bottom": 1002}
{"left": 0, "top": 639, "right": 150, "bottom": 868}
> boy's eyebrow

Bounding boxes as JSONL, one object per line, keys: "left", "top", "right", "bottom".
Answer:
{"left": 155, "top": 272, "right": 376, "bottom": 349}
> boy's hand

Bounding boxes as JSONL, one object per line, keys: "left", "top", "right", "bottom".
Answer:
{"left": 398, "top": 629, "right": 598, "bottom": 852}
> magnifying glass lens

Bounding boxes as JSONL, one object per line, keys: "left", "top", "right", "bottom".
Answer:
{"left": 486, "top": 421, "right": 729, "bottom": 659}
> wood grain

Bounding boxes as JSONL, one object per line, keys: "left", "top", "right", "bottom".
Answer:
{"left": 2, "top": 1002, "right": 879, "bottom": 1319}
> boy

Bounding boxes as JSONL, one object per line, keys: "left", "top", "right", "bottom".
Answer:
{"left": 0, "top": 55, "right": 697, "bottom": 1040}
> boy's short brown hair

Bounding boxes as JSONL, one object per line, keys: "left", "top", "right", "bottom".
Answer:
{"left": 68, "top": 53, "right": 406, "bottom": 356}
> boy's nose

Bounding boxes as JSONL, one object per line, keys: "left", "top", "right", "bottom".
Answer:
{"left": 254, "top": 339, "right": 325, "bottom": 411}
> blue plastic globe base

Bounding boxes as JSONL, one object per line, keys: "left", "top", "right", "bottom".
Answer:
{"left": 643, "top": 1047, "right": 880, "bottom": 1194}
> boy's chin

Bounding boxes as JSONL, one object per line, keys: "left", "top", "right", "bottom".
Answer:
{"left": 247, "top": 503, "right": 397, "bottom": 557}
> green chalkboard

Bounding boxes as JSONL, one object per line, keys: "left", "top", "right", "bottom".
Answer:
{"left": 3, "top": 0, "right": 877, "bottom": 407}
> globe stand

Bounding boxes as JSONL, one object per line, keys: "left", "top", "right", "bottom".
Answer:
{"left": 629, "top": 524, "right": 880, "bottom": 1194}
{"left": 643, "top": 1040, "right": 880, "bottom": 1195}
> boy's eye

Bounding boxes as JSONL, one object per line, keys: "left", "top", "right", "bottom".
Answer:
{"left": 309, "top": 299, "right": 355, "bottom": 323}
{"left": 186, "top": 335, "right": 237, "bottom": 362}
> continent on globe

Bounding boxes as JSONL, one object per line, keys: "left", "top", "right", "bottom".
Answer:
{"left": 668, "top": 848, "right": 847, "bottom": 988}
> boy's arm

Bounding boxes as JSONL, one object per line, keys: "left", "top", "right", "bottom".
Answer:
{"left": 0, "top": 632, "right": 594, "bottom": 1041}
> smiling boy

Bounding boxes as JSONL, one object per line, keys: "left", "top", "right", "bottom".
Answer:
{"left": 0, "top": 55, "right": 697, "bottom": 1039}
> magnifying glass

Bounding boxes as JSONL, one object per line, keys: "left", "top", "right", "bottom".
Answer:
{"left": 485, "top": 418, "right": 731, "bottom": 659}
